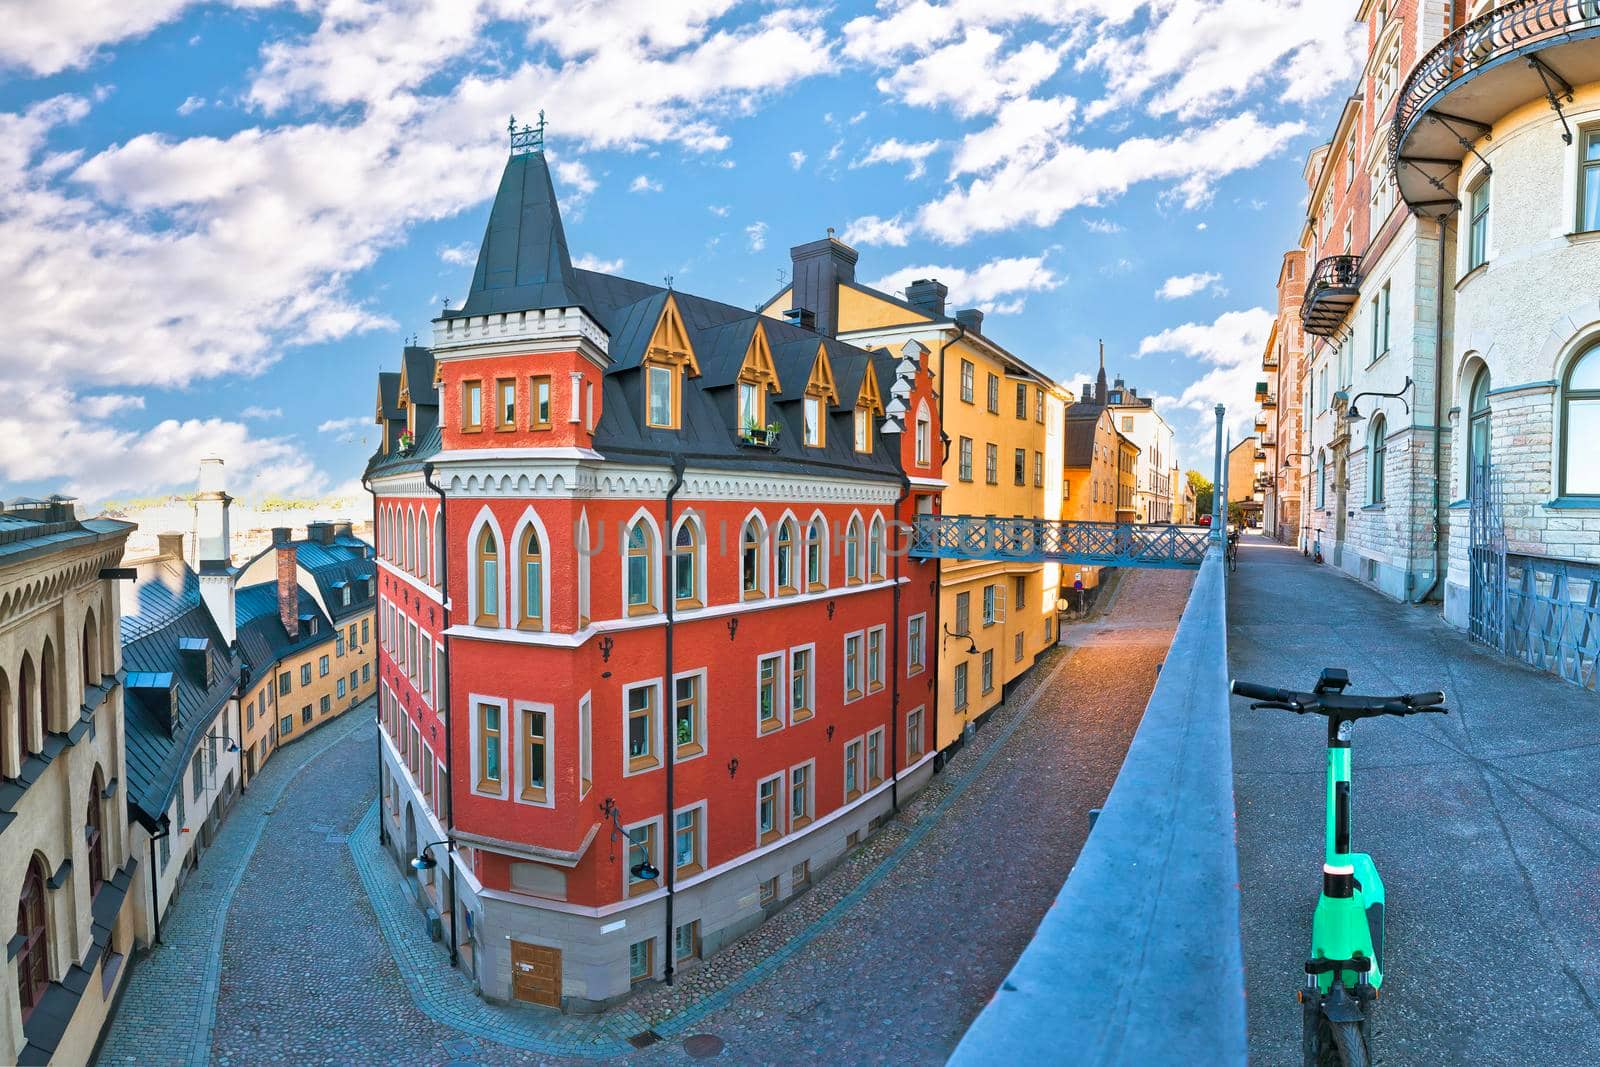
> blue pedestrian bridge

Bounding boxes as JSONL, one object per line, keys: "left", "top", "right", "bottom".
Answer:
{"left": 908, "top": 515, "right": 1211, "bottom": 569}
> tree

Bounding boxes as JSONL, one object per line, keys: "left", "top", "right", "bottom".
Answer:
{"left": 1187, "top": 470, "right": 1214, "bottom": 519}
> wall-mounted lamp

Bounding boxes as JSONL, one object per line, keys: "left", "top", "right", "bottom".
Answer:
{"left": 727, "top": 757, "right": 739, "bottom": 778}
{"left": 411, "top": 838, "right": 451, "bottom": 871}
{"left": 600, "top": 798, "right": 659, "bottom": 880}
{"left": 1345, "top": 376, "right": 1413, "bottom": 422}
{"left": 598, "top": 635, "right": 614, "bottom": 662}
{"left": 825, "top": 724, "right": 835, "bottom": 741}
{"left": 942, "top": 623, "right": 978, "bottom": 656}
{"left": 727, "top": 617, "right": 739, "bottom": 641}
{"left": 826, "top": 600, "right": 836, "bottom": 620}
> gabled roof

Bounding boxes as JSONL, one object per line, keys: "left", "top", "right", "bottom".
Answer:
{"left": 118, "top": 556, "right": 241, "bottom": 828}
{"left": 377, "top": 372, "right": 401, "bottom": 422}
{"left": 1064, "top": 405, "right": 1110, "bottom": 468}
{"left": 449, "top": 150, "right": 582, "bottom": 318}
{"left": 399, "top": 346, "right": 438, "bottom": 407}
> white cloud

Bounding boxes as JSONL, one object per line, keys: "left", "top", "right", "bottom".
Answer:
{"left": 177, "top": 95, "right": 207, "bottom": 116}
{"left": 551, "top": 157, "right": 597, "bottom": 205}
{"left": 875, "top": 28, "right": 1064, "bottom": 118}
{"left": 841, "top": 214, "right": 912, "bottom": 248}
{"left": 851, "top": 138, "right": 941, "bottom": 180}
{"left": 915, "top": 111, "right": 1305, "bottom": 244}
{"left": 950, "top": 95, "right": 1076, "bottom": 178}
{"left": 1081, "top": 0, "right": 1365, "bottom": 121}
{"left": 848, "top": 110, "right": 867, "bottom": 124}
{"left": 572, "top": 252, "right": 625, "bottom": 273}
{"left": 0, "top": 0, "right": 271, "bottom": 77}
{"left": 1083, "top": 218, "right": 1122, "bottom": 234}
{"left": 317, "top": 416, "right": 368, "bottom": 434}
{"left": 746, "top": 220, "right": 768, "bottom": 252}
{"left": 439, "top": 242, "right": 477, "bottom": 265}
{"left": 1156, "top": 271, "right": 1225, "bottom": 300}
{"left": 240, "top": 405, "right": 283, "bottom": 420}
{"left": 708, "top": 204, "right": 731, "bottom": 217}
{"left": 788, "top": 150, "right": 806, "bottom": 170}
{"left": 629, "top": 174, "right": 662, "bottom": 193}
{"left": 1139, "top": 307, "right": 1275, "bottom": 454}
{"left": 865, "top": 254, "right": 1062, "bottom": 314}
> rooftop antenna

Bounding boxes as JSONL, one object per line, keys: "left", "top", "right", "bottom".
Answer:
{"left": 508, "top": 110, "right": 546, "bottom": 155}
{"left": 664, "top": 274, "right": 674, "bottom": 291}
{"left": 777, "top": 268, "right": 788, "bottom": 286}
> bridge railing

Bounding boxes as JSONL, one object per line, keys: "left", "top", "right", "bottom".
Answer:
{"left": 949, "top": 546, "right": 1245, "bottom": 1065}
{"left": 910, "top": 515, "right": 1210, "bottom": 567}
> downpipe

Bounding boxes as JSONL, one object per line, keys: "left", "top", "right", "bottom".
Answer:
{"left": 423, "top": 461, "right": 459, "bottom": 967}
{"left": 662, "top": 453, "right": 686, "bottom": 985}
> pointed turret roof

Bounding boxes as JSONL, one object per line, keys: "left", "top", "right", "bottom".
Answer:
{"left": 452, "top": 150, "right": 581, "bottom": 317}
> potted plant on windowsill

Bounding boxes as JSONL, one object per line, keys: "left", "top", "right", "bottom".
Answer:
{"left": 739, "top": 420, "right": 781, "bottom": 449}
{"left": 397, "top": 429, "right": 415, "bottom": 455}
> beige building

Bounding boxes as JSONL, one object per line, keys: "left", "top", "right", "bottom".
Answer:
{"left": 762, "top": 238, "right": 1069, "bottom": 755}
{"left": 0, "top": 497, "right": 139, "bottom": 1065}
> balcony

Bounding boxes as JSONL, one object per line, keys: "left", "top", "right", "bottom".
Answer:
{"left": 1262, "top": 350, "right": 1279, "bottom": 370}
{"left": 1257, "top": 390, "right": 1278, "bottom": 409}
{"left": 1254, "top": 415, "right": 1268, "bottom": 432}
{"left": 1260, "top": 432, "right": 1276, "bottom": 448}
{"left": 1391, "top": 1, "right": 1600, "bottom": 210}
{"left": 1300, "top": 255, "right": 1362, "bottom": 337}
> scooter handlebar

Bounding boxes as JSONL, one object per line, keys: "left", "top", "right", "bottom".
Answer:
{"left": 1230, "top": 679, "right": 1293, "bottom": 703}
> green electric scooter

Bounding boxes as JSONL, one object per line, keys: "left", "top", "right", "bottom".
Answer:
{"left": 1231, "top": 669, "right": 1448, "bottom": 1067}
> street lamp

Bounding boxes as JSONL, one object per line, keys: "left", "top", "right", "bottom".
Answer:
{"left": 942, "top": 622, "right": 978, "bottom": 656}
{"left": 600, "top": 799, "right": 661, "bottom": 881}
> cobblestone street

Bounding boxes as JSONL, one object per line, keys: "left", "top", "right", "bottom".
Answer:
{"left": 1229, "top": 535, "right": 1600, "bottom": 1066}
{"left": 99, "top": 569, "right": 1193, "bottom": 1065}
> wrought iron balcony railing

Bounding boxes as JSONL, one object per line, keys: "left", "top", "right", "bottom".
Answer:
{"left": 1390, "top": 1, "right": 1600, "bottom": 209}
{"left": 1301, "top": 255, "right": 1363, "bottom": 337}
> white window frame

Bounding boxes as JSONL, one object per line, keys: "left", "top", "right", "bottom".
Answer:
{"left": 622, "top": 815, "right": 663, "bottom": 896}
{"left": 578, "top": 691, "right": 593, "bottom": 800}
{"left": 866, "top": 624, "right": 886, "bottom": 692}
{"left": 756, "top": 653, "right": 786, "bottom": 735}
{"left": 788, "top": 642, "right": 816, "bottom": 724}
{"left": 906, "top": 706, "right": 925, "bottom": 760}
{"left": 671, "top": 667, "right": 708, "bottom": 763}
{"left": 866, "top": 726, "right": 884, "bottom": 787}
{"left": 621, "top": 678, "right": 665, "bottom": 778}
{"left": 672, "top": 799, "right": 708, "bottom": 874}
{"left": 906, "top": 612, "right": 927, "bottom": 676}
{"left": 755, "top": 772, "right": 784, "bottom": 846}
{"left": 468, "top": 693, "right": 509, "bottom": 800}
{"left": 843, "top": 630, "right": 864, "bottom": 703}
{"left": 788, "top": 759, "right": 816, "bottom": 832}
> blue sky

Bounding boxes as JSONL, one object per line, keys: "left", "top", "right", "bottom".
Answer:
{"left": 0, "top": 0, "right": 1363, "bottom": 506}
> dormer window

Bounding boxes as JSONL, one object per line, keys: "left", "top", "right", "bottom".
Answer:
{"left": 853, "top": 362, "right": 884, "bottom": 454}
{"left": 853, "top": 409, "right": 871, "bottom": 452}
{"left": 737, "top": 325, "right": 781, "bottom": 444}
{"left": 643, "top": 295, "right": 700, "bottom": 430}
{"left": 803, "top": 344, "right": 838, "bottom": 449}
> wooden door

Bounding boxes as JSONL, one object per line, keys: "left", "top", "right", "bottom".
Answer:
{"left": 510, "top": 941, "right": 561, "bottom": 1008}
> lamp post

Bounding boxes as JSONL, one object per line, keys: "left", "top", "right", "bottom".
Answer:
{"left": 1210, "top": 405, "right": 1226, "bottom": 542}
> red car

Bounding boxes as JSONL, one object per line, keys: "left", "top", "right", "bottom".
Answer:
{"left": 1199, "top": 514, "right": 1212, "bottom": 527}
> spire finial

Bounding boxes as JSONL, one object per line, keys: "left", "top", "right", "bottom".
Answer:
{"left": 509, "top": 110, "right": 546, "bottom": 155}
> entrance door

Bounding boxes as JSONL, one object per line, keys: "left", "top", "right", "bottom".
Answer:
{"left": 510, "top": 941, "right": 561, "bottom": 1007}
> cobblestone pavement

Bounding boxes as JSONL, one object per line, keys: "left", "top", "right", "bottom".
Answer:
{"left": 1229, "top": 535, "right": 1600, "bottom": 1066}
{"left": 109, "top": 569, "right": 1193, "bottom": 1065}
{"left": 98, "top": 704, "right": 375, "bottom": 1067}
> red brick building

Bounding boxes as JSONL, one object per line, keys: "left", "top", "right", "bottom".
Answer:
{"left": 367, "top": 134, "right": 943, "bottom": 1009}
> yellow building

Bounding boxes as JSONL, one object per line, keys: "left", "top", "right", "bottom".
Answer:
{"left": 762, "top": 237, "right": 1066, "bottom": 755}
{"left": 1061, "top": 404, "right": 1124, "bottom": 590}
{"left": 1226, "top": 435, "right": 1264, "bottom": 526}
{"left": 232, "top": 522, "right": 377, "bottom": 784}
{"left": 1115, "top": 433, "right": 1139, "bottom": 524}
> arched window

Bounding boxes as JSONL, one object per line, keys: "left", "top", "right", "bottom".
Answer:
{"left": 673, "top": 520, "right": 701, "bottom": 608}
{"left": 845, "top": 517, "right": 865, "bottom": 584}
{"left": 518, "top": 526, "right": 544, "bottom": 630}
{"left": 1316, "top": 452, "right": 1327, "bottom": 509}
{"left": 914, "top": 405, "right": 931, "bottom": 467}
{"left": 82, "top": 610, "right": 98, "bottom": 685}
{"left": 806, "top": 518, "right": 826, "bottom": 591}
{"left": 626, "top": 522, "right": 656, "bottom": 613}
{"left": 1561, "top": 342, "right": 1600, "bottom": 497}
{"left": 417, "top": 510, "right": 430, "bottom": 584}
{"left": 775, "top": 519, "right": 798, "bottom": 595}
{"left": 434, "top": 511, "right": 445, "bottom": 587}
{"left": 741, "top": 518, "right": 767, "bottom": 599}
{"left": 404, "top": 510, "right": 415, "bottom": 572}
{"left": 577, "top": 512, "right": 592, "bottom": 626}
{"left": 474, "top": 526, "right": 500, "bottom": 627}
{"left": 0, "top": 668, "right": 10, "bottom": 779}
{"left": 16, "top": 855, "right": 48, "bottom": 1019}
{"left": 868, "top": 515, "right": 885, "bottom": 580}
{"left": 1368, "top": 414, "right": 1387, "bottom": 504}
{"left": 86, "top": 770, "right": 105, "bottom": 896}
{"left": 1467, "top": 366, "right": 1492, "bottom": 492}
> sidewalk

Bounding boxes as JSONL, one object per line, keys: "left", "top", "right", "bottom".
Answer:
{"left": 1228, "top": 535, "right": 1600, "bottom": 1065}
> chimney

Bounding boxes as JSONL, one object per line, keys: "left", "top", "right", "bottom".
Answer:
{"left": 157, "top": 532, "right": 185, "bottom": 560}
{"left": 788, "top": 234, "right": 859, "bottom": 337}
{"left": 955, "top": 308, "right": 984, "bottom": 334}
{"left": 333, "top": 521, "right": 353, "bottom": 540}
{"left": 178, "top": 637, "right": 213, "bottom": 688}
{"left": 195, "top": 457, "right": 238, "bottom": 644}
{"left": 277, "top": 541, "right": 299, "bottom": 639}
{"left": 271, "top": 526, "right": 292, "bottom": 545}
{"left": 905, "top": 279, "right": 948, "bottom": 318}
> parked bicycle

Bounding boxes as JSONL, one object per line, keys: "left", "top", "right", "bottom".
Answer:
{"left": 1226, "top": 527, "right": 1240, "bottom": 572}
{"left": 1230, "top": 669, "right": 1449, "bottom": 1067}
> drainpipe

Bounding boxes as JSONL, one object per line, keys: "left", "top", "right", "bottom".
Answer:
{"left": 889, "top": 470, "right": 911, "bottom": 814}
{"left": 423, "top": 461, "right": 459, "bottom": 967}
{"left": 1411, "top": 212, "right": 1452, "bottom": 604}
{"left": 662, "top": 453, "right": 687, "bottom": 985}
{"left": 363, "top": 472, "right": 386, "bottom": 849}
{"left": 147, "top": 821, "right": 169, "bottom": 944}
{"left": 932, "top": 324, "right": 965, "bottom": 762}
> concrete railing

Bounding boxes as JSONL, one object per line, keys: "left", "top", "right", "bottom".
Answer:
{"left": 950, "top": 547, "right": 1245, "bottom": 1065}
